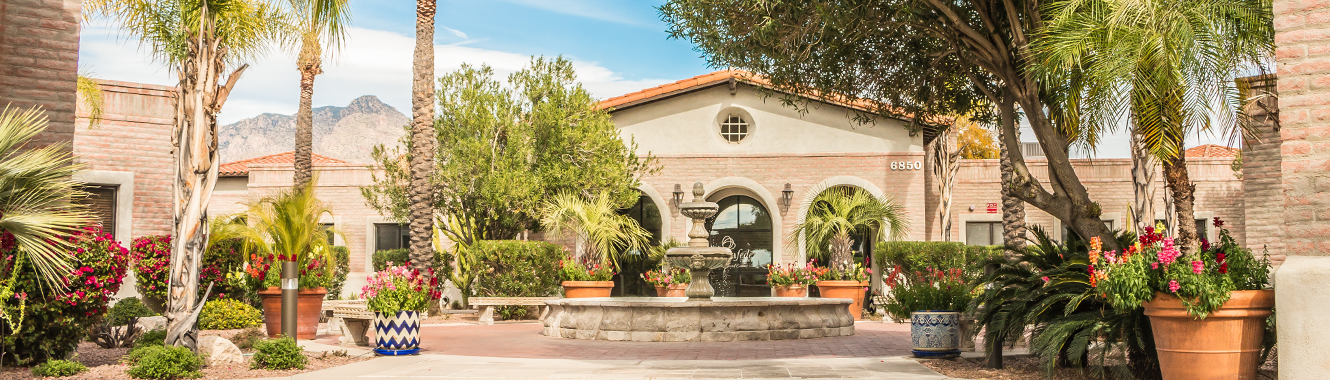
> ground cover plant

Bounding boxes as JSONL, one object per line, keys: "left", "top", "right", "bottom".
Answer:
{"left": 125, "top": 345, "right": 203, "bottom": 379}
{"left": 107, "top": 297, "right": 157, "bottom": 326}
{"left": 31, "top": 359, "right": 87, "bottom": 377}
{"left": 198, "top": 298, "right": 263, "bottom": 330}
{"left": 252, "top": 337, "right": 307, "bottom": 370}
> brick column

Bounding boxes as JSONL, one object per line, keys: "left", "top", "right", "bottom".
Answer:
{"left": 1273, "top": 0, "right": 1330, "bottom": 377}
{"left": 0, "top": 0, "right": 83, "bottom": 148}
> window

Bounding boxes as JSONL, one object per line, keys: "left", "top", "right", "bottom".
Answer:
{"left": 77, "top": 185, "right": 118, "bottom": 238}
{"left": 617, "top": 194, "right": 662, "bottom": 247}
{"left": 320, "top": 223, "right": 335, "bottom": 245}
{"left": 374, "top": 223, "right": 410, "bottom": 251}
{"left": 705, "top": 195, "right": 772, "bottom": 296}
{"left": 719, "top": 114, "right": 749, "bottom": 143}
{"left": 1195, "top": 219, "right": 1208, "bottom": 241}
{"left": 966, "top": 222, "right": 1002, "bottom": 246}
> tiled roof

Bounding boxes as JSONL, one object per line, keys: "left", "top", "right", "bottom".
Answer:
{"left": 219, "top": 152, "right": 347, "bottom": 176}
{"left": 1185, "top": 144, "right": 1239, "bottom": 159}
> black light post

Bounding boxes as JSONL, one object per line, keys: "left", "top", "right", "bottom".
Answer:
{"left": 281, "top": 261, "right": 298, "bottom": 338}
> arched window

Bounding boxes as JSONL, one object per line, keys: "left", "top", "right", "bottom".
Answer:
{"left": 619, "top": 193, "right": 662, "bottom": 246}
{"left": 706, "top": 195, "right": 773, "bottom": 296}
{"left": 615, "top": 193, "right": 664, "bottom": 296}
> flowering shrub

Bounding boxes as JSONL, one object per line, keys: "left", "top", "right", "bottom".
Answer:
{"left": 1, "top": 226, "right": 129, "bottom": 364}
{"left": 558, "top": 258, "right": 614, "bottom": 281}
{"left": 1091, "top": 218, "right": 1271, "bottom": 318}
{"left": 245, "top": 248, "right": 332, "bottom": 290}
{"left": 642, "top": 267, "right": 690, "bottom": 287}
{"left": 361, "top": 263, "right": 441, "bottom": 313}
{"left": 880, "top": 266, "right": 971, "bottom": 321}
{"left": 766, "top": 263, "right": 819, "bottom": 287}
{"left": 814, "top": 262, "right": 869, "bottom": 283}
{"left": 131, "top": 235, "right": 171, "bottom": 302}
{"left": 201, "top": 237, "right": 247, "bottom": 300}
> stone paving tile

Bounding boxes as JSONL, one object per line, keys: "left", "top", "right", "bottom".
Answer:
{"left": 291, "top": 355, "right": 958, "bottom": 379}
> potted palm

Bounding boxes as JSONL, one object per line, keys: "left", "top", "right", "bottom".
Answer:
{"left": 540, "top": 192, "right": 649, "bottom": 298}
{"left": 790, "top": 187, "right": 907, "bottom": 319}
{"left": 363, "top": 262, "right": 439, "bottom": 355}
{"left": 767, "top": 263, "right": 817, "bottom": 297}
{"left": 1091, "top": 219, "right": 1272, "bottom": 380}
{"left": 882, "top": 265, "right": 971, "bottom": 358}
{"left": 224, "top": 183, "right": 337, "bottom": 339}
{"left": 642, "top": 267, "right": 690, "bottom": 297}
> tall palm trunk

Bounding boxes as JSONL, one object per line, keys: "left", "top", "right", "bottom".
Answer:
{"left": 830, "top": 231, "right": 853, "bottom": 272}
{"left": 407, "top": 0, "right": 438, "bottom": 274}
{"left": 997, "top": 93, "right": 1026, "bottom": 254}
{"left": 1130, "top": 131, "right": 1156, "bottom": 234}
{"left": 293, "top": 64, "right": 317, "bottom": 187}
{"left": 1163, "top": 152, "right": 1197, "bottom": 252}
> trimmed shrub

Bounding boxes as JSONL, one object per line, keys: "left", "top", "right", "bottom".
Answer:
{"left": 126, "top": 345, "right": 203, "bottom": 379}
{"left": 135, "top": 329, "right": 166, "bottom": 349}
{"left": 0, "top": 226, "right": 129, "bottom": 365}
{"left": 327, "top": 246, "right": 350, "bottom": 299}
{"left": 472, "top": 240, "right": 562, "bottom": 319}
{"left": 32, "top": 359, "right": 87, "bottom": 377}
{"left": 130, "top": 235, "right": 172, "bottom": 303}
{"left": 231, "top": 326, "right": 266, "bottom": 350}
{"left": 108, "top": 297, "right": 157, "bottom": 326}
{"left": 874, "top": 241, "right": 1003, "bottom": 274}
{"left": 198, "top": 299, "right": 262, "bottom": 330}
{"left": 252, "top": 337, "right": 306, "bottom": 370}
{"left": 201, "top": 237, "right": 247, "bottom": 301}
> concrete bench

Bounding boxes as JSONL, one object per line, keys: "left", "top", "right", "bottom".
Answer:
{"left": 329, "top": 300, "right": 373, "bottom": 347}
{"left": 470, "top": 297, "right": 559, "bottom": 325}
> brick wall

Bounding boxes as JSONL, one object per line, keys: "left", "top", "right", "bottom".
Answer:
{"left": 74, "top": 80, "right": 177, "bottom": 237}
{"left": 1240, "top": 75, "right": 1284, "bottom": 262}
{"left": 0, "top": 0, "right": 82, "bottom": 148}
{"left": 1275, "top": 0, "right": 1330, "bottom": 256}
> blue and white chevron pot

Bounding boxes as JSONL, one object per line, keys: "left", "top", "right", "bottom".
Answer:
{"left": 910, "top": 310, "right": 961, "bottom": 358}
{"left": 374, "top": 310, "right": 421, "bottom": 356}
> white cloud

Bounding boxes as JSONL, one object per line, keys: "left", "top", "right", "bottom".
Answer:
{"left": 500, "top": 0, "right": 647, "bottom": 26}
{"left": 441, "top": 26, "right": 468, "bottom": 40}
{"left": 79, "top": 26, "right": 674, "bottom": 125}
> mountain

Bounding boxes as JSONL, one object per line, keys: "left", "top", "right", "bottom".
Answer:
{"left": 218, "top": 95, "right": 408, "bottom": 164}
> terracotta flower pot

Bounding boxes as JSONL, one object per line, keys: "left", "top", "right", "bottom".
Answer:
{"left": 651, "top": 281, "right": 686, "bottom": 296}
{"left": 257, "top": 287, "right": 327, "bottom": 339}
{"left": 1144, "top": 289, "right": 1274, "bottom": 380}
{"left": 817, "top": 280, "right": 867, "bottom": 320}
{"left": 772, "top": 284, "right": 808, "bottom": 297}
{"left": 562, "top": 281, "right": 614, "bottom": 298}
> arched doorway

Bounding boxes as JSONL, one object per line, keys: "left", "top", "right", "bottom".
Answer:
{"left": 615, "top": 192, "right": 663, "bottom": 296}
{"left": 705, "top": 195, "right": 773, "bottom": 297}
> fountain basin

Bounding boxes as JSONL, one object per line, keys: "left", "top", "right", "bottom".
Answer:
{"left": 542, "top": 297, "right": 855, "bottom": 342}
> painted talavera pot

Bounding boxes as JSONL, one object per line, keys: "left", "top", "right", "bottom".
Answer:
{"left": 374, "top": 310, "right": 422, "bottom": 356}
{"left": 772, "top": 284, "right": 808, "bottom": 297}
{"left": 257, "top": 287, "right": 326, "bottom": 339}
{"left": 562, "top": 281, "right": 614, "bottom": 298}
{"left": 1144, "top": 290, "right": 1273, "bottom": 380}
{"left": 817, "top": 281, "right": 867, "bottom": 320}
{"left": 655, "top": 283, "right": 688, "bottom": 297}
{"left": 911, "top": 310, "right": 962, "bottom": 357}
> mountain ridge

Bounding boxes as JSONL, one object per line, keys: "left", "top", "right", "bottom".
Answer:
{"left": 218, "top": 95, "right": 407, "bottom": 164}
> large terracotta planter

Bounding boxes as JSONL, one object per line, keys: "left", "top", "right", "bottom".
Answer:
{"left": 911, "top": 311, "right": 961, "bottom": 358}
{"left": 374, "top": 310, "right": 421, "bottom": 356}
{"left": 257, "top": 287, "right": 327, "bottom": 339}
{"left": 1144, "top": 290, "right": 1273, "bottom": 380}
{"left": 772, "top": 284, "right": 808, "bottom": 297}
{"left": 562, "top": 281, "right": 613, "bottom": 298}
{"left": 817, "top": 281, "right": 867, "bottom": 320}
{"left": 655, "top": 283, "right": 688, "bottom": 297}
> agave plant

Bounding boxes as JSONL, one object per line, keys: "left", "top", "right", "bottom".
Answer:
{"left": 538, "top": 191, "right": 649, "bottom": 268}
{"left": 0, "top": 106, "right": 95, "bottom": 291}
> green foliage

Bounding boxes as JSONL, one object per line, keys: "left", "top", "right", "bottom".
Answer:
{"left": 252, "top": 337, "right": 307, "bottom": 370}
{"left": 814, "top": 262, "right": 868, "bottom": 282}
{"left": 540, "top": 191, "right": 651, "bottom": 267}
{"left": 135, "top": 329, "right": 166, "bottom": 349}
{"left": 201, "top": 234, "right": 248, "bottom": 301}
{"left": 130, "top": 234, "right": 171, "bottom": 303}
{"left": 881, "top": 267, "right": 971, "bottom": 321}
{"left": 363, "top": 264, "right": 439, "bottom": 313}
{"left": 327, "top": 246, "right": 350, "bottom": 299}
{"left": 373, "top": 248, "right": 449, "bottom": 273}
{"left": 875, "top": 241, "right": 1003, "bottom": 275}
{"left": 226, "top": 183, "right": 336, "bottom": 290}
{"left": 791, "top": 187, "right": 908, "bottom": 271}
{"left": 558, "top": 258, "right": 614, "bottom": 282}
{"left": 198, "top": 299, "right": 262, "bottom": 330}
{"left": 108, "top": 297, "right": 158, "bottom": 326}
{"left": 32, "top": 359, "right": 87, "bottom": 377}
{"left": 471, "top": 240, "right": 562, "bottom": 319}
{"left": 126, "top": 345, "right": 203, "bottom": 379}
{"left": 362, "top": 57, "right": 656, "bottom": 252}
{"left": 231, "top": 327, "right": 266, "bottom": 350}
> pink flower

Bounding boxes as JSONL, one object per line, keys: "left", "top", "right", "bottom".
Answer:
{"left": 1151, "top": 262, "right": 1159, "bottom": 270}
{"left": 1168, "top": 280, "right": 1180, "bottom": 293}
{"left": 1041, "top": 276, "right": 1050, "bottom": 282}
{"left": 1191, "top": 260, "right": 1204, "bottom": 274}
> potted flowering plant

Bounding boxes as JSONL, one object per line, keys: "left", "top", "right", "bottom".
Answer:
{"left": 642, "top": 267, "right": 690, "bottom": 297}
{"left": 881, "top": 265, "right": 970, "bottom": 357}
{"left": 1091, "top": 218, "right": 1272, "bottom": 380}
{"left": 559, "top": 258, "right": 615, "bottom": 298}
{"left": 814, "top": 261, "right": 870, "bottom": 320}
{"left": 362, "top": 263, "right": 440, "bottom": 356}
{"left": 767, "top": 263, "right": 818, "bottom": 297}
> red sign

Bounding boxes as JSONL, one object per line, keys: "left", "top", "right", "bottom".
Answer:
{"left": 986, "top": 203, "right": 999, "bottom": 214}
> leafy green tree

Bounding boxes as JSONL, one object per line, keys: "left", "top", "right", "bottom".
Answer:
{"left": 1031, "top": 0, "right": 1273, "bottom": 253}
{"left": 790, "top": 187, "right": 908, "bottom": 272}
{"left": 362, "top": 56, "right": 655, "bottom": 248}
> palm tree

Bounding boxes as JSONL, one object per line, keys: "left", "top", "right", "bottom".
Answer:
{"left": 539, "top": 191, "right": 650, "bottom": 268}
{"left": 220, "top": 180, "right": 336, "bottom": 281}
{"left": 1033, "top": 0, "right": 1273, "bottom": 253}
{"left": 76, "top": 72, "right": 105, "bottom": 128}
{"left": 0, "top": 106, "right": 95, "bottom": 291}
{"left": 86, "top": 0, "right": 285, "bottom": 348}
{"left": 791, "top": 187, "right": 908, "bottom": 272}
{"left": 406, "top": 0, "right": 437, "bottom": 276}
{"left": 287, "top": 0, "right": 350, "bottom": 187}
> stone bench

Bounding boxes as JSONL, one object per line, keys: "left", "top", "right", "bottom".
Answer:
{"left": 470, "top": 297, "right": 559, "bottom": 325}
{"left": 329, "top": 300, "right": 373, "bottom": 347}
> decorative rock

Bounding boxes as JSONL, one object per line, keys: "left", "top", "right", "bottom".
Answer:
{"left": 197, "top": 335, "right": 244, "bottom": 365}
{"left": 136, "top": 316, "right": 166, "bottom": 332}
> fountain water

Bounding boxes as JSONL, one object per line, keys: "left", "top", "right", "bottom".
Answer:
{"left": 542, "top": 182, "right": 854, "bottom": 342}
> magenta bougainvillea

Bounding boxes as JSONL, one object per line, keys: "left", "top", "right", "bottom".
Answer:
{"left": 130, "top": 234, "right": 171, "bottom": 302}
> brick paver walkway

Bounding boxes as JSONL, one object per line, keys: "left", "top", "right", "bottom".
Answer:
{"left": 402, "top": 321, "right": 914, "bottom": 360}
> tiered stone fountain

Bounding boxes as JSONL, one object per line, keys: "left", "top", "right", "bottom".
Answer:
{"left": 542, "top": 183, "right": 854, "bottom": 342}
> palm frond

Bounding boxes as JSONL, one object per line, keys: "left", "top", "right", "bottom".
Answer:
{"left": 539, "top": 191, "right": 650, "bottom": 267}
{"left": 789, "top": 185, "right": 909, "bottom": 260}
{"left": 76, "top": 72, "right": 105, "bottom": 128}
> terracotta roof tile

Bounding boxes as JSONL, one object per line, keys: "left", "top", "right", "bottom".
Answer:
{"left": 1185, "top": 144, "right": 1239, "bottom": 159}
{"left": 219, "top": 151, "right": 348, "bottom": 176}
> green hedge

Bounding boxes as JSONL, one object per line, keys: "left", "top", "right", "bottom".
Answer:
{"left": 471, "top": 240, "right": 562, "bottom": 319}
{"left": 372, "top": 248, "right": 451, "bottom": 274}
{"left": 328, "top": 246, "right": 350, "bottom": 299}
{"left": 875, "top": 241, "right": 1004, "bottom": 275}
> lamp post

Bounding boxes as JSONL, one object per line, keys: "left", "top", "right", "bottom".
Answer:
{"left": 281, "top": 261, "right": 297, "bottom": 339}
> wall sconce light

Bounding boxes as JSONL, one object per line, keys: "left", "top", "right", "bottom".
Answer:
{"left": 671, "top": 184, "right": 685, "bottom": 213}
{"left": 780, "top": 183, "right": 794, "bottom": 213}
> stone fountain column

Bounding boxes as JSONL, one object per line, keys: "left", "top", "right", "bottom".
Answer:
{"left": 664, "top": 183, "right": 733, "bottom": 300}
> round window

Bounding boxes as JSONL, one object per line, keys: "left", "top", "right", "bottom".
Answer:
{"left": 719, "top": 113, "right": 749, "bottom": 143}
